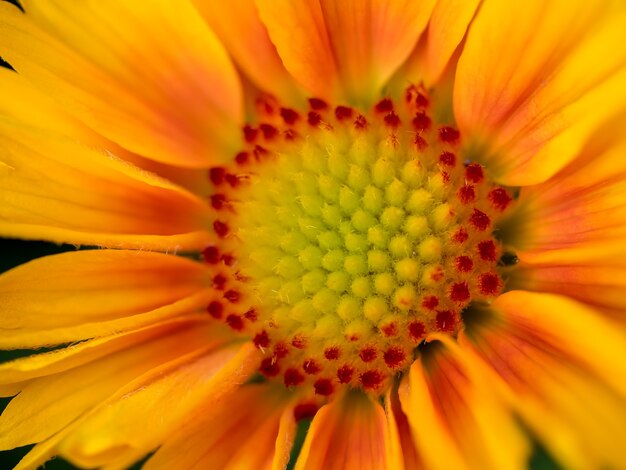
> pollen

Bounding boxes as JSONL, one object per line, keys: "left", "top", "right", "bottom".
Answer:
{"left": 202, "top": 86, "right": 515, "bottom": 397}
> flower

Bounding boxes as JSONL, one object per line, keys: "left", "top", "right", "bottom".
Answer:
{"left": 0, "top": 0, "right": 625, "bottom": 469}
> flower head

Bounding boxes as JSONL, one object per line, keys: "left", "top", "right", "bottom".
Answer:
{"left": 0, "top": 0, "right": 625, "bottom": 469}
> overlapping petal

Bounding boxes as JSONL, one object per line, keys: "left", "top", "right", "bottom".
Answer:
{"left": 460, "top": 292, "right": 626, "bottom": 469}
{"left": 455, "top": 0, "right": 626, "bottom": 185}
{"left": 399, "top": 337, "right": 529, "bottom": 470}
{"left": 0, "top": 250, "right": 213, "bottom": 348}
{"left": 256, "top": 0, "right": 435, "bottom": 106}
{"left": 0, "top": 0, "right": 243, "bottom": 168}
{"left": 295, "top": 390, "right": 392, "bottom": 470}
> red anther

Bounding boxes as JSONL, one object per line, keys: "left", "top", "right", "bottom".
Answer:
{"left": 457, "top": 185, "right": 476, "bottom": 204}
{"left": 308, "top": 97, "right": 328, "bottom": 110}
{"left": 324, "top": 346, "right": 341, "bottom": 360}
{"left": 439, "top": 151, "right": 456, "bottom": 166}
{"left": 477, "top": 240, "right": 497, "bottom": 262}
{"left": 284, "top": 129, "right": 298, "bottom": 141}
{"left": 284, "top": 368, "right": 305, "bottom": 387}
{"left": 307, "top": 111, "right": 322, "bottom": 126}
{"left": 452, "top": 227, "right": 469, "bottom": 244}
{"left": 260, "top": 357, "right": 280, "bottom": 377}
{"left": 226, "top": 314, "right": 244, "bottom": 331}
{"left": 303, "top": 359, "right": 322, "bottom": 374}
{"left": 207, "top": 301, "right": 223, "bottom": 319}
{"left": 412, "top": 111, "right": 431, "bottom": 131}
{"left": 375, "top": 98, "right": 394, "bottom": 113}
{"left": 244, "top": 308, "right": 258, "bottom": 321}
{"left": 436, "top": 310, "right": 456, "bottom": 332}
{"left": 213, "top": 220, "right": 229, "bottom": 238}
{"left": 454, "top": 256, "right": 474, "bottom": 273}
{"left": 253, "top": 145, "right": 268, "bottom": 160}
{"left": 408, "top": 321, "right": 426, "bottom": 341}
{"left": 421, "top": 295, "right": 439, "bottom": 310}
{"left": 314, "top": 378, "right": 334, "bottom": 396}
{"left": 202, "top": 246, "right": 220, "bottom": 264}
{"left": 354, "top": 114, "right": 368, "bottom": 130}
{"left": 294, "top": 403, "right": 319, "bottom": 421}
{"left": 280, "top": 107, "right": 300, "bottom": 125}
{"left": 415, "top": 92, "right": 429, "bottom": 108}
{"left": 291, "top": 334, "right": 307, "bottom": 349}
{"left": 359, "top": 346, "right": 378, "bottom": 363}
{"left": 405, "top": 84, "right": 418, "bottom": 103}
{"left": 384, "top": 347, "right": 406, "bottom": 368}
{"left": 225, "top": 173, "right": 241, "bottom": 187}
{"left": 274, "top": 342, "right": 290, "bottom": 359}
{"left": 221, "top": 254, "right": 236, "bottom": 266}
{"left": 488, "top": 187, "right": 513, "bottom": 211}
{"left": 469, "top": 209, "right": 491, "bottom": 231}
{"left": 479, "top": 272, "right": 501, "bottom": 296}
{"left": 465, "top": 163, "right": 484, "bottom": 183}
{"left": 414, "top": 135, "right": 428, "bottom": 151}
{"left": 235, "top": 151, "right": 249, "bottom": 165}
{"left": 439, "top": 126, "right": 460, "bottom": 144}
{"left": 256, "top": 95, "right": 277, "bottom": 115}
{"left": 450, "top": 282, "right": 470, "bottom": 303}
{"left": 334, "top": 105, "right": 353, "bottom": 120}
{"left": 384, "top": 112, "right": 401, "bottom": 128}
{"left": 209, "top": 167, "right": 226, "bottom": 185}
{"left": 360, "top": 370, "right": 385, "bottom": 390}
{"left": 224, "top": 289, "right": 240, "bottom": 303}
{"left": 380, "top": 322, "right": 398, "bottom": 337}
{"left": 243, "top": 125, "right": 258, "bottom": 143}
{"left": 212, "top": 273, "right": 227, "bottom": 290}
{"left": 337, "top": 365, "right": 355, "bottom": 384}
{"left": 210, "top": 193, "right": 227, "bottom": 210}
{"left": 253, "top": 330, "right": 270, "bottom": 349}
{"left": 259, "top": 123, "right": 278, "bottom": 140}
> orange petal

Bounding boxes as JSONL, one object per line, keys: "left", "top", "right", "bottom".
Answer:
{"left": 191, "top": 0, "right": 303, "bottom": 105}
{"left": 144, "top": 384, "right": 290, "bottom": 470}
{"left": 0, "top": 0, "right": 242, "bottom": 168}
{"left": 399, "top": 337, "right": 529, "bottom": 470}
{"left": 295, "top": 390, "right": 391, "bottom": 470}
{"left": 454, "top": 0, "right": 626, "bottom": 184}
{"left": 57, "top": 343, "right": 257, "bottom": 468}
{"left": 424, "top": 0, "right": 480, "bottom": 85}
{"left": 0, "top": 115, "right": 213, "bottom": 249}
{"left": 460, "top": 291, "right": 626, "bottom": 469}
{"left": 0, "top": 319, "right": 227, "bottom": 451}
{"left": 0, "top": 67, "right": 213, "bottom": 194}
{"left": 0, "top": 250, "right": 212, "bottom": 348}
{"left": 256, "top": 0, "right": 434, "bottom": 106}
{"left": 384, "top": 388, "right": 421, "bottom": 470}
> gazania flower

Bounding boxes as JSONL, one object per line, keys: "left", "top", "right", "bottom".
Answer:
{"left": 1, "top": 0, "right": 625, "bottom": 468}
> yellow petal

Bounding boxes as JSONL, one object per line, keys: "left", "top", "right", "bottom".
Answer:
{"left": 0, "top": 67, "right": 212, "bottom": 194}
{"left": 0, "top": 250, "right": 212, "bottom": 348}
{"left": 0, "top": 0, "right": 242, "bottom": 167}
{"left": 399, "top": 337, "right": 529, "bottom": 470}
{"left": 454, "top": 0, "right": 626, "bottom": 184}
{"left": 424, "top": 0, "right": 480, "bottom": 85}
{"left": 0, "top": 116, "right": 213, "bottom": 250}
{"left": 0, "top": 319, "right": 225, "bottom": 451}
{"left": 144, "top": 384, "right": 290, "bottom": 470}
{"left": 57, "top": 343, "right": 257, "bottom": 468}
{"left": 191, "top": 0, "right": 303, "bottom": 105}
{"left": 0, "top": 315, "right": 217, "bottom": 385}
{"left": 460, "top": 291, "right": 626, "bottom": 469}
{"left": 295, "top": 390, "right": 391, "bottom": 470}
{"left": 256, "top": 0, "right": 434, "bottom": 106}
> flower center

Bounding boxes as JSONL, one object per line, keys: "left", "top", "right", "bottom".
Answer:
{"left": 204, "top": 86, "right": 513, "bottom": 396}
